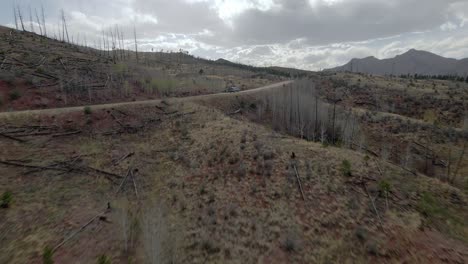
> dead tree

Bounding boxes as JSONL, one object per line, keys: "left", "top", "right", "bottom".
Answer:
{"left": 17, "top": 4, "right": 26, "bottom": 31}
{"left": 110, "top": 28, "right": 116, "bottom": 63}
{"left": 330, "top": 98, "right": 342, "bottom": 144}
{"left": 13, "top": 5, "right": 18, "bottom": 30}
{"left": 133, "top": 25, "right": 139, "bottom": 63}
{"left": 120, "top": 28, "right": 126, "bottom": 60}
{"left": 35, "top": 8, "right": 43, "bottom": 36}
{"left": 41, "top": 4, "right": 47, "bottom": 36}
{"left": 28, "top": 5, "right": 34, "bottom": 33}
{"left": 61, "top": 9, "right": 70, "bottom": 43}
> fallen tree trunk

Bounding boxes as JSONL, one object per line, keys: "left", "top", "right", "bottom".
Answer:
{"left": 293, "top": 165, "right": 305, "bottom": 201}
{"left": 0, "top": 132, "right": 26, "bottom": 143}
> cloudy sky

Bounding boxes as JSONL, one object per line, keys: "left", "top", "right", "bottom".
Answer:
{"left": 2, "top": 0, "right": 468, "bottom": 70}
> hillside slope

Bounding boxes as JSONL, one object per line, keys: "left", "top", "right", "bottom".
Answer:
{"left": 0, "top": 26, "right": 292, "bottom": 111}
{"left": 329, "top": 49, "right": 468, "bottom": 76}
{"left": 1, "top": 100, "right": 467, "bottom": 263}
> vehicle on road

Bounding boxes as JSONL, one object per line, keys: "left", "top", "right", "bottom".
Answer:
{"left": 226, "top": 86, "right": 241, "bottom": 93}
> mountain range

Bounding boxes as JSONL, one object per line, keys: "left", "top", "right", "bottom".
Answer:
{"left": 328, "top": 49, "right": 468, "bottom": 76}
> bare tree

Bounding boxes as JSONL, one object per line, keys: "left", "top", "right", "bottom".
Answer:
{"left": 41, "top": 4, "right": 47, "bottom": 36}
{"left": 120, "top": 28, "right": 126, "bottom": 60}
{"left": 13, "top": 5, "right": 18, "bottom": 30}
{"left": 134, "top": 25, "right": 139, "bottom": 63}
{"left": 110, "top": 28, "right": 116, "bottom": 63}
{"left": 320, "top": 122, "right": 327, "bottom": 144}
{"left": 61, "top": 9, "right": 70, "bottom": 43}
{"left": 35, "top": 8, "right": 43, "bottom": 36}
{"left": 17, "top": 4, "right": 26, "bottom": 31}
{"left": 28, "top": 5, "right": 34, "bottom": 33}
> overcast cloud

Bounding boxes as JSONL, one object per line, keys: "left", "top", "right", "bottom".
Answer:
{"left": 2, "top": 0, "right": 468, "bottom": 70}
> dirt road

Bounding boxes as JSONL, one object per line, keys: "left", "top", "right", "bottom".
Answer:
{"left": 0, "top": 81, "right": 293, "bottom": 118}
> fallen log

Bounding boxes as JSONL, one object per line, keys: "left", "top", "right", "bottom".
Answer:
{"left": 0, "top": 132, "right": 26, "bottom": 143}
{"left": 228, "top": 109, "right": 242, "bottom": 115}
{"left": 0, "top": 160, "right": 64, "bottom": 171}
{"left": 113, "top": 152, "right": 135, "bottom": 166}
{"left": 53, "top": 210, "right": 106, "bottom": 252}
{"left": 293, "top": 165, "right": 305, "bottom": 201}
{"left": 0, "top": 160, "right": 122, "bottom": 183}
{"left": 51, "top": 131, "right": 82, "bottom": 138}
{"left": 86, "top": 166, "right": 123, "bottom": 180}
{"left": 115, "top": 169, "right": 131, "bottom": 195}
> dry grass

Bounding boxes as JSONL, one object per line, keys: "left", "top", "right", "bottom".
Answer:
{"left": 0, "top": 100, "right": 467, "bottom": 263}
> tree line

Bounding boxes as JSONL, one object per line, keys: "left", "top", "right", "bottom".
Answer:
{"left": 397, "top": 74, "right": 468, "bottom": 83}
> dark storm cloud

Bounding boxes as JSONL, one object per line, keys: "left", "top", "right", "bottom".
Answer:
{"left": 132, "top": 0, "right": 228, "bottom": 36}
{"left": 218, "top": 0, "right": 461, "bottom": 45}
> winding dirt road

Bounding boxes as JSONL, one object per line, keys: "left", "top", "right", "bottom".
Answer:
{"left": 0, "top": 81, "right": 293, "bottom": 118}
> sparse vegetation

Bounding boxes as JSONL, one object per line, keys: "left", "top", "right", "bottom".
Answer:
{"left": 83, "top": 106, "right": 92, "bottom": 115}
{"left": 97, "top": 255, "right": 111, "bottom": 264}
{"left": 283, "top": 235, "right": 299, "bottom": 253}
{"left": 42, "top": 246, "right": 54, "bottom": 264}
{"left": 8, "top": 90, "right": 21, "bottom": 101}
{"left": 0, "top": 191, "right": 12, "bottom": 208}
{"left": 340, "top": 160, "right": 352, "bottom": 176}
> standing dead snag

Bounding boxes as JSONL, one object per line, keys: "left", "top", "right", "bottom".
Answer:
{"left": 41, "top": 4, "right": 47, "bottom": 36}
{"left": 60, "top": 9, "right": 70, "bottom": 43}
{"left": 35, "top": 8, "right": 43, "bottom": 36}
{"left": 133, "top": 25, "right": 139, "bottom": 63}
{"left": 28, "top": 5, "right": 34, "bottom": 33}
{"left": 13, "top": 5, "right": 18, "bottom": 30}
{"left": 17, "top": 4, "right": 26, "bottom": 31}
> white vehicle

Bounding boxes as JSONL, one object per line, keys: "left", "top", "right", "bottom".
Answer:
{"left": 226, "top": 86, "right": 241, "bottom": 93}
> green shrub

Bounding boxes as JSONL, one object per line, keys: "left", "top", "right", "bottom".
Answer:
{"left": 340, "top": 160, "right": 352, "bottom": 176}
{"left": 83, "top": 106, "right": 92, "bottom": 115}
{"left": 36, "top": 66, "right": 45, "bottom": 74}
{"left": 1, "top": 191, "right": 12, "bottom": 208}
{"left": 378, "top": 180, "right": 391, "bottom": 194}
{"left": 418, "top": 192, "right": 444, "bottom": 218}
{"left": 42, "top": 246, "right": 54, "bottom": 264}
{"left": 97, "top": 255, "right": 111, "bottom": 264}
{"left": 149, "top": 79, "right": 176, "bottom": 96}
{"left": 283, "top": 236, "right": 298, "bottom": 253}
{"left": 9, "top": 90, "right": 21, "bottom": 101}
{"left": 112, "top": 63, "right": 128, "bottom": 75}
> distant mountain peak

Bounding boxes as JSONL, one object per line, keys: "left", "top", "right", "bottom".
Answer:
{"left": 327, "top": 49, "right": 467, "bottom": 76}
